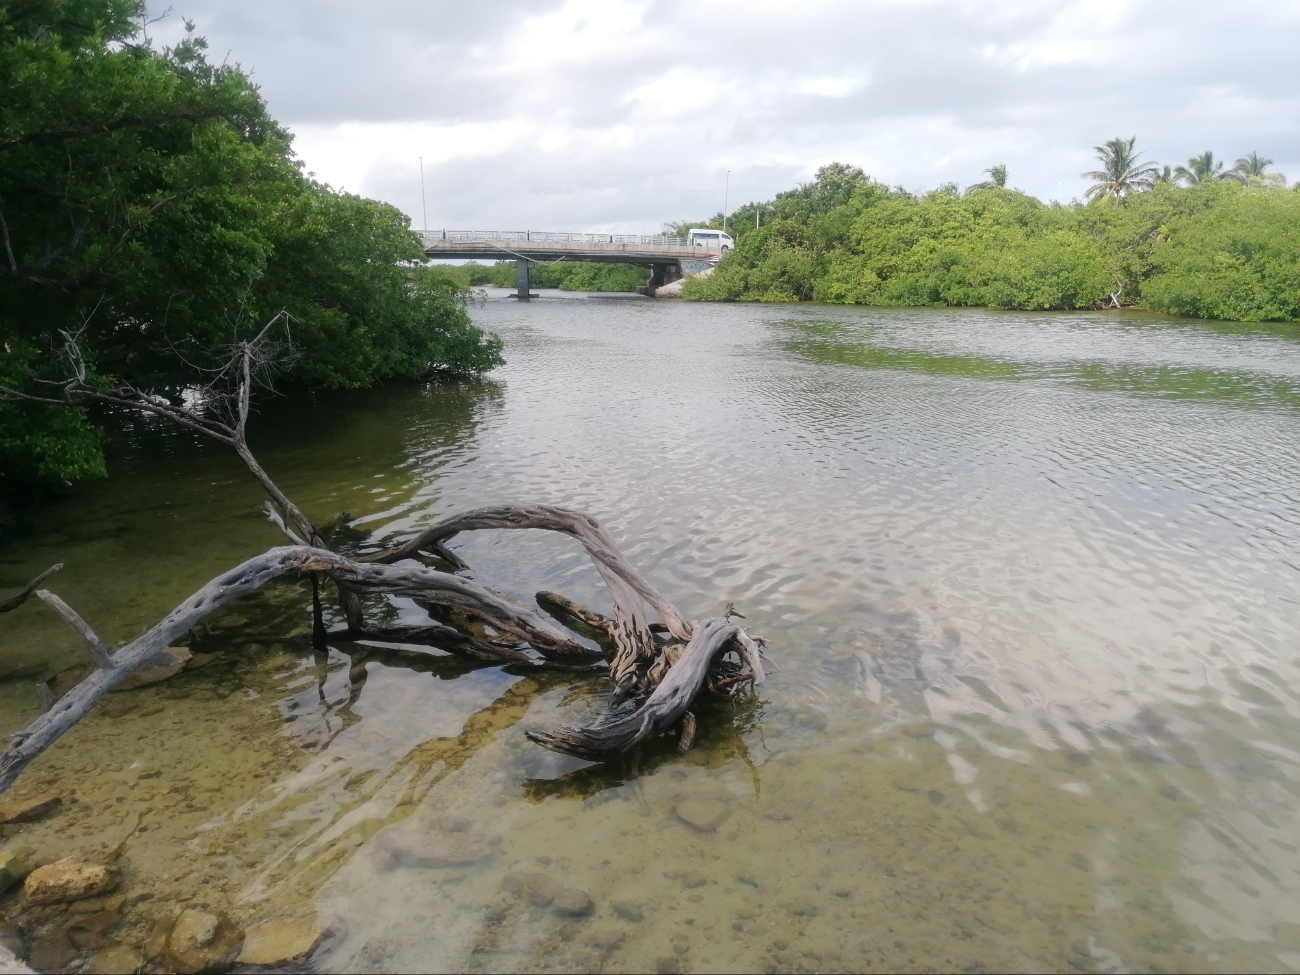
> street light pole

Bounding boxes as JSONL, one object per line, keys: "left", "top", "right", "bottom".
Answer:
{"left": 723, "top": 170, "right": 730, "bottom": 236}
{"left": 419, "top": 156, "right": 428, "bottom": 234}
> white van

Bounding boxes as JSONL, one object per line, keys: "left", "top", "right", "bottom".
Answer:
{"left": 686, "top": 228, "right": 735, "bottom": 252}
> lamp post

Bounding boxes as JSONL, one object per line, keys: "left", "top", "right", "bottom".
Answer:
{"left": 722, "top": 170, "right": 730, "bottom": 237}
{"left": 419, "top": 156, "right": 428, "bottom": 234}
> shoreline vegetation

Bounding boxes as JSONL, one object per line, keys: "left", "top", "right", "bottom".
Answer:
{"left": 0, "top": 2, "right": 501, "bottom": 508}
{"left": 676, "top": 157, "right": 1300, "bottom": 321}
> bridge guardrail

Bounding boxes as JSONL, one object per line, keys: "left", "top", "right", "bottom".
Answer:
{"left": 417, "top": 230, "right": 725, "bottom": 255}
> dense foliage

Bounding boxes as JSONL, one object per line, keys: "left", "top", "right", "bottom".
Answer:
{"left": 682, "top": 164, "right": 1300, "bottom": 323}
{"left": 0, "top": 1, "right": 501, "bottom": 499}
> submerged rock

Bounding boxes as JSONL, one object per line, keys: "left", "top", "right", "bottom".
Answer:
{"left": 500, "top": 872, "right": 594, "bottom": 917}
{"left": 613, "top": 901, "right": 644, "bottom": 923}
{"left": 88, "top": 944, "right": 143, "bottom": 975}
{"left": 0, "top": 853, "right": 32, "bottom": 894}
{"left": 68, "top": 893, "right": 126, "bottom": 915}
{"left": 168, "top": 910, "right": 219, "bottom": 954}
{"left": 22, "top": 858, "right": 118, "bottom": 905}
{"left": 238, "top": 915, "right": 326, "bottom": 966}
{"left": 113, "top": 647, "right": 191, "bottom": 691}
{"left": 673, "top": 795, "right": 730, "bottom": 832}
{"left": 166, "top": 908, "right": 242, "bottom": 975}
{"left": 372, "top": 826, "right": 497, "bottom": 870}
{"left": 552, "top": 887, "right": 595, "bottom": 918}
{"left": 0, "top": 796, "right": 61, "bottom": 825}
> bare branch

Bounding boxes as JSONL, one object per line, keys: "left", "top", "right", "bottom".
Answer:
{"left": 34, "top": 590, "right": 113, "bottom": 669}
{"left": 0, "top": 564, "right": 63, "bottom": 614}
{"left": 0, "top": 207, "right": 16, "bottom": 274}
{"left": 262, "top": 501, "right": 305, "bottom": 545}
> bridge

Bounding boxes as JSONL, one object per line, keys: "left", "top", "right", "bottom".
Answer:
{"left": 418, "top": 230, "right": 725, "bottom": 298}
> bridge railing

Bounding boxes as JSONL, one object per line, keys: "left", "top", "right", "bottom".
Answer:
{"left": 417, "top": 230, "right": 724, "bottom": 253}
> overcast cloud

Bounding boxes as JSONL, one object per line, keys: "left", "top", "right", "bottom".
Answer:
{"left": 152, "top": 0, "right": 1300, "bottom": 233}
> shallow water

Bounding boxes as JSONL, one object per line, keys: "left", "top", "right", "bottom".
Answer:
{"left": 2, "top": 291, "right": 1299, "bottom": 973}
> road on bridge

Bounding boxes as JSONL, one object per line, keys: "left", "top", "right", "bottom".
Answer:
{"left": 419, "top": 230, "right": 724, "bottom": 298}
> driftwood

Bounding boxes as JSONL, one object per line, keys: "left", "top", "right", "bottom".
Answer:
{"left": 1, "top": 526, "right": 766, "bottom": 791}
{"left": 0, "top": 318, "right": 770, "bottom": 795}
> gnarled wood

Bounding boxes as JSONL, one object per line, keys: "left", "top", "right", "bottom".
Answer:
{"left": 361, "top": 505, "right": 693, "bottom": 695}
{"left": 525, "top": 617, "right": 740, "bottom": 761}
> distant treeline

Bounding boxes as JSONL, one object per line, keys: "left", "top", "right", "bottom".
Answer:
{"left": 679, "top": 159, "right": 1300, "bottom": 322}
{"left": 417, "top": 261, "right": 649, "bottom": 292}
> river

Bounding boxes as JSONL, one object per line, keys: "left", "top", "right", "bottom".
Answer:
{"left": 1, "top": 290, "right": 1298, "bottom": 973}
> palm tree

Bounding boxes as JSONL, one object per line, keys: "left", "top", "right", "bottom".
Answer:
{"left": 1153, "top": 165, "right": 1174, "bottom": 185}
{"left": 969, "top": 164, "right": 1008, "bottom": 191}
{"left": 1228, "top": 151, "right": 1286, "bottom": 186}
{"left": 1082, "top": 137, "right": 1158, "bottom": 201}
{"left": 1173, "top": 151, "right": 1230, "bottom": 186}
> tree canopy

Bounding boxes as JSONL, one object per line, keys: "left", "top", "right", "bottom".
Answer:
{"left": 682, "top": 161, "right": 1300, "bottom": 322}
{"left": 1, "top": 1, "right": 501, "bottom": 501}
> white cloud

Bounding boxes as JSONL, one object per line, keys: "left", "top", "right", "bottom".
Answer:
{"left": 156, "top": 0, "right": 1300, "bottom": 229}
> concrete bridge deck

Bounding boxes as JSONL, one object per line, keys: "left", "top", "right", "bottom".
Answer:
{"left": 418, "top": 231, "right": 723, "bottom": 298}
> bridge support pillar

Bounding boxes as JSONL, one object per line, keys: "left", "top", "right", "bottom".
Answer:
{"left": 514, "top": 259, "right": 537, "bottom": 300}
{"left": 636, "top": 261, "right": 683, "bottom": 297}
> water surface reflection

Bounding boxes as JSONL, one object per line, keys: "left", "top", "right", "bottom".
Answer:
{"left": 1, "top": 295, "right": 1298, "bottom": 972}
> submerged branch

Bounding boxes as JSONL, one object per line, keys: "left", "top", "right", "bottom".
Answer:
{"left": 0, "top": 564, "right": 62, "bottom": 614}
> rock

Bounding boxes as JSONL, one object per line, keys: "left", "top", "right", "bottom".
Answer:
{"left": 142, "top": 919, "right": 171, "bottom": 962}
{"left": 501, "top": 872, "right": 593, "bottom": 917}
{"left": 168, "top": 910, "right": 219, "bottom": 954}
{"left": 22, "top": 858, "right": 118, "bottom": 905}
{"left": 112, "top": 647, "right": 191, "bottom": 691}
{"left": 0, "top": 796, "right": 61, "bottom": 824}
{"left": 185, "top": 653, "right": 219, "bottom": 670}
{"left": 552, "top": 887, "right": 594, "bottom": 918}
{"left": 674, "top": 795, "right": 730, "bottom": 833}
{"left": 373, "top": 826, "right": 496, "bottom": 870}
{"left": 166, "top": 909, "right": 241, "bottom": 975}
{"left": 237, "top": 915, "right": 325, "bottom": 966}
{"left": 0, "top": 853, "right": 32, "bottom": 894}
{"left": 501, "top": 871, "right": 557, "bottom": 907}
{"left": 68, "top": 929, "right": 113, "bottom": 951}
{"left": 68, "top": 894, "right": 125, "bottom": 914}
{"left": 68, "top": 911, "right": 119, "bottom": 935}
{"left": 675, "top": 870, "right": 707, "bottom": 889}
{"left": 88, "top": 944, "right": 143, "bottom": 974}
{"left": 587, "top": 928, "right": 624, "bottom": 950}
{"left": 27, "top": 936, "right": 76, "bottom": 973}
{"left": 613, "top": 901, "right": 644, "bottom": 923}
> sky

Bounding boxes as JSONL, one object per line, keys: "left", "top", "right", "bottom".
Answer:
{"left": 151, "top": 0, "right": 1300, "bottom": 234}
